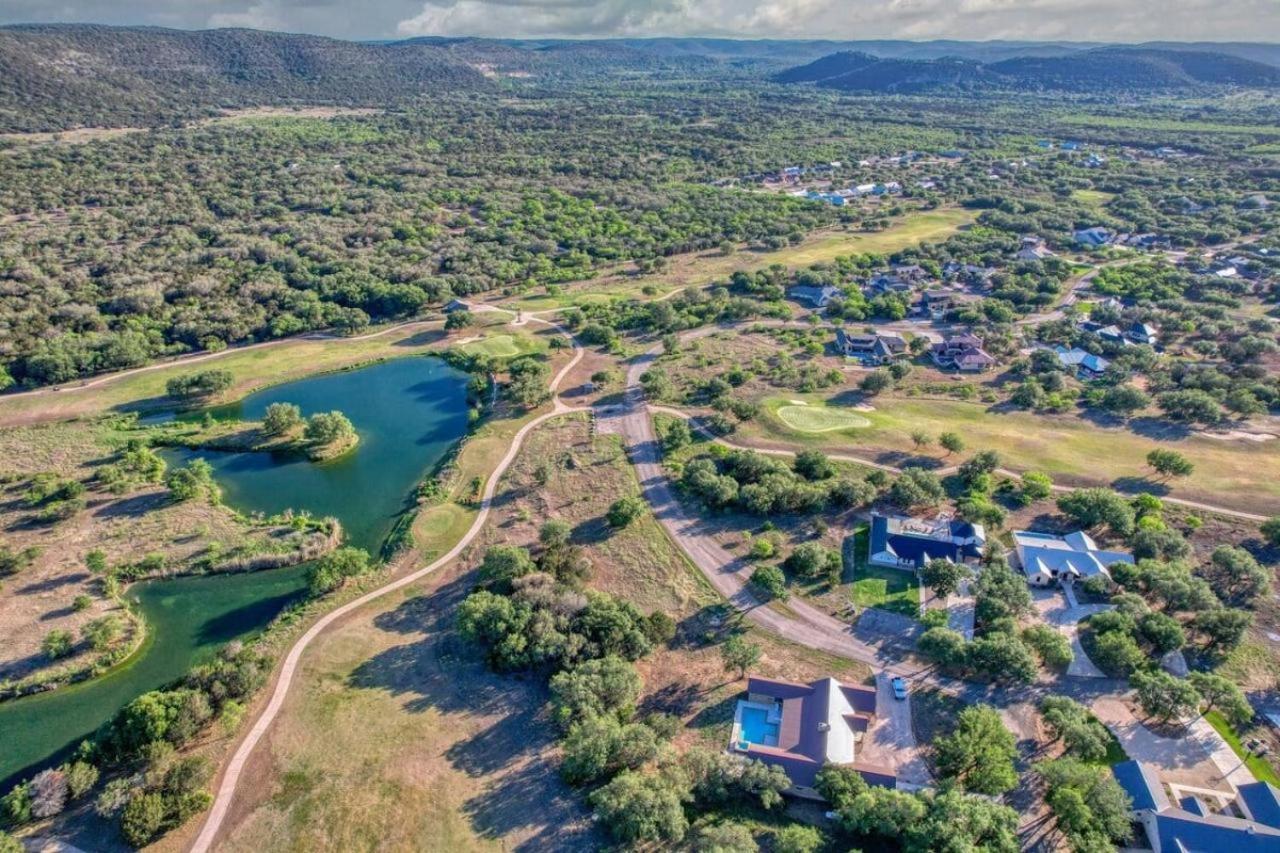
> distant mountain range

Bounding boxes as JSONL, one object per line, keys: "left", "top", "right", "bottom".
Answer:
{"left": 0, "top": 25, "right": 1278, "bottom": 133}
{"left": 773, "top": 46, "right": 1280, "bottom": 94}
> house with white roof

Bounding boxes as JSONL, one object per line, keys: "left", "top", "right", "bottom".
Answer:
{"left": 1013, "top": 530, "right": 1133, "bottom": 587}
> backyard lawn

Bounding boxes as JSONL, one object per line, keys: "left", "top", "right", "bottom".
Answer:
{"left": 1205, "top": 710, "right": 1280, "bottom": 785}
{"left": 843, "top": 526, "right": 920, "bottom": 619}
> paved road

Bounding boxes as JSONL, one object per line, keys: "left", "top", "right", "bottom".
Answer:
{"left": 189, "top": 320, "right": 583, "bottom": 853}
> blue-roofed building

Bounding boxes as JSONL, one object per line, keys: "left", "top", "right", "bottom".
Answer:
{"left": 1074, "top": 226, "right": 1114, "bottom": 247}
{"left": 867, "top": 513, "right": 986, "bottom": 571}
{"left": 1054, "top": 345, "right": 1111, "bottom": 379}
{"left": 788, "top": 285, "right": 842, "bottom": 309}
{"left": 1113, "top": 760, "right": 1280, "bottom": 852}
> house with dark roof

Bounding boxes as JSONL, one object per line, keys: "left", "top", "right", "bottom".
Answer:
{"left": 788, "top": 285, "right": 842, "bottom": 309}
{"left": 1074, "top": 227, "right": 1114, "bottom": 247}
{"left": 1126, "top": 321, "right": 1160, "bottom": 346}
{"left": 730, "top": 676, "right": 895, "bottom": 798}
{"left": 868, "top": 513, "right": 986, "bottom": 571}
{"left": 442, "top": 299, "right": 470, "bottom": 313}
{"left": 930, "top": 334, "right": 997, "bottom": 372}
{"left": 1113, "top": 760, "right": 1280, "bottom": 852}
{"left": 835, "top": 330, "right": 906, "bottom": 365}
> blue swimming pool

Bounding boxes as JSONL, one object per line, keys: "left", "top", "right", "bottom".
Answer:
{"left": 740, "top": 705, "right": 780, "bottom": 746}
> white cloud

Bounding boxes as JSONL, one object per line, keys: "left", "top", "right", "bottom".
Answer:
{"left": 0, "top": 0, "right": 1276, "bottom": 42}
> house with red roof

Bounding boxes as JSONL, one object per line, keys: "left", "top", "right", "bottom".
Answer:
{"left": 729, "top": 675, "right": 896, "bottom": 799}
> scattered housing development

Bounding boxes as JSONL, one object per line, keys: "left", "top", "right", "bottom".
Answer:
{"left": 731, "top": 676, "right": 895, "bottom": 797}
{"left": 868, "top": 513, "right": 986, "bottom": 570}
{"left": 1013, "top": 529, "right": 1134, "bottom": 586}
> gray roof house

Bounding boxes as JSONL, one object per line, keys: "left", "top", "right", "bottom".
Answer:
{"left": 789, "top": 285, "right": 843, "bottom": 308}
{"left": 1014, "top": 530, "right": 1133, "bottom": 586}
{"left": 835, "top": 330, "right": 906, "bottom": 365}
{"left": 1074, "top": 227, "right": 1114, "bottom": 247}
{"left": 931, "top": 334, "right": 997, "bottom": 372}
{"left": 1126, "top": 321, "right": 1160, "bottom": 345}
{"left": 731, "top": 676, "right": 895, "bottom": 798}
{"left": 869, "top": 513, "right": 986, "bottom": 570}
{"left": 1113, "top": 760, "right": 1280, "bottom": 852}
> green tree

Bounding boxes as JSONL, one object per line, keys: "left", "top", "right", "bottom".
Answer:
{"left": 42, "top": 628, "right": 74, "bottom": 659}
{"left": 303, "top": 410, "right": 355, "bottom": 446}
{"left": 1022, "top": 624, "right": 1074, "bottom": 670}
{"left": 165, "top": 369, "right": 233, "bottom": 400}
{"left": 939, "top": 432, "right": 965, "bottom": 455}
{"left": 783, "top": 542, "right": 838, "bottom": 579}
{"left": 1189, "top": 672, "right": 1253, "bottom": 726}
{"left": 1132, "top": 670, "right": 1200, "bottom": 723}
{"left": 1020, "top": 471, "right": 1054, "bottom": 503}
{"left": 720, "top": 635, "right": 762, "bottom": 680}
{"left": 606, "top": 496, "right": 645, "bottom": 528}
{"left": 749, "top": 564, "right": 788, "bottom": 601}
{"left": 1262, "top": 517, "right": 1280, "bottom": 547}
{"left": 921, "top": 558, "right": 969, "bottom": 598}
{"left": 1040, "top": 696, "right": 1113, "bottom": 762}
{"left": 887, "top": 468, "right": 945, "bottom": 509}
{"left": 1039, "top": 759, "right": 1132, "bottom": 852}
{"left": 261, "top": 402, "right": 303, "bottom": 435}
{"left": 934, "top": 705, "right": 1018, "bottom": 795}
{"left": 1146, "top": 449, "right": 1194, "bottom": 479}
{"left": 120, "top": 792, "right": 168, "bottom": 848}
{"left": 549, "top": 655, "right": 643, "bottom": 727}
{"left": 589, "top": 771, "right": 689, "bottom": 845}
{"left": 479, "top": 544, "right": 536, "bottom": 587}
{"left": 692, "top": 822, "right": 758, "bottom": 853}
{"left": 793, "top": 450, "right": 834, "bottom": 481}
{"left": 918, "top": 627, "right": 967, "bottom": 668}
{"left": 1056, "top": 488, "right": 1136, "bottom": 536}
{"left": 305, "top": 547, "right": 372, "bottom": 596}
{"left": 166, "top": 459, "right": 218, "bottom": 502}
{"left": 774, "top": 824, "right": 823, "bottom": 853}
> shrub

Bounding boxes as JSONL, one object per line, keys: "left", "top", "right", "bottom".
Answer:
{"left": 606, "top": 496, "right": 646, "bottom": 528}
{"left": 749, "top": 564, "right": 788, "bottom": 600}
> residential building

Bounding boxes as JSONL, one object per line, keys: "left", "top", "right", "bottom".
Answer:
{"left": 1017, "top": 235, "right": 1056, "bottom": 261}
{"left": 1113, "top": 760, "right": 1280, "bottom": 852}
{"left": 731, "top": 676, "right": 895, "bottom": 798}
{"left": 835, "top": 330, "right": 906, "bottom": 365}
{"left": 1013, "top": 530, "right": 1133, "bottom": 586}
{"left": 788, "top": 285, "right": 842, "bottom": 308}
{"left": 931, "top": 334, "right": 997, "bottom": 372}
{"left": 1053, "top": 345, "right": 1110, "bottom": 379}
{"left": 920, "top": 290, "right": 957, "bottom": 320}
{"left": 866, "top": 273, "right": 912, "bottom": 295}
{"left": 1125, "top": 321, "right": 1160, "bottom": 346}
{"left": 1074, "top": 227, "right": 1114, "bottom": 247}
{"left": 890, "top": 264, "right": 930, "bottom": 282}
{"left": 442, "top": 299, "right": 470, "bottom": 313}
{"left": 868, "top": 513, "right": 986, "bottom": 570}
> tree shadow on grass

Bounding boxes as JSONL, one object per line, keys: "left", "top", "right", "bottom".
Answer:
{"left": 392, "top": 329, "right": 446, "bottom": 348}
{"left": 1111, "top": 476, "right": 1169, "bottom": 496}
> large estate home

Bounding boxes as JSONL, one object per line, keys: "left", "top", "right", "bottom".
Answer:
{"left": 730, "top": 676, "right": 896, "bottom": 798}
{"left": 835, "top": 329, "right": 906, "bottom": 365}
{"left": 868, "top": 513, "right": 986, "bottom": 570}
{"left": 1013, "top": 530, "right": 1133, "bottom": 586}
{"left": 930, "top": 333, "right": 997, "bottom": 372}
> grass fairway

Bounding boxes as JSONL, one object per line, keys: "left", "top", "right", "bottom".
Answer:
{"left": 1071, "top": 189, "right": 1115, "bottom": 213}
{"left": 776, "top": 404, "right": 870, "bottom": 433}
{"left": 752, "top": 395, "right": 1280, "bottom": 514}
{"left": 460, "top": 334, "right": 521, "bottom": 358}
{"left": 501, "top": 207, "right": 977, "bottom": 311}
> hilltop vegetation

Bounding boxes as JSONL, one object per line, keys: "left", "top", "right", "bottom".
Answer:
{"left": 775, "top": 46, "right": 1280, "bottom": 94}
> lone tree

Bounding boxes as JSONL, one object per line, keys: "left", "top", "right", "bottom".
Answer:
{"left": 304, "top": 411, "right": 355, "bottom": 446}
{"left": 1146, "top": 449, "right": 1194, "bottom": 480}
{"left": 166, "top": 369, "right": 233, "bottom": 400}
{"left": 720, "top": 635, "right": 762, "bottom": 680}
{"left": 939, "top": 432, "right": 965, "bottom": 455}
{"left": 922, "top": 558, "right": 969, "bottom": 598}
{"left": 606, "top": 496, "right": 646, "bottom": 529}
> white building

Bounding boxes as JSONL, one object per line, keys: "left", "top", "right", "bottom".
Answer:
{"left": 1013, "top": 530, "right": 1133, "bottom": 587}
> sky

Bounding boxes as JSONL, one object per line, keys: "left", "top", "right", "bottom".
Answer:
{"left": 0, "top": 0, "right": 1277, "bottom": 43}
